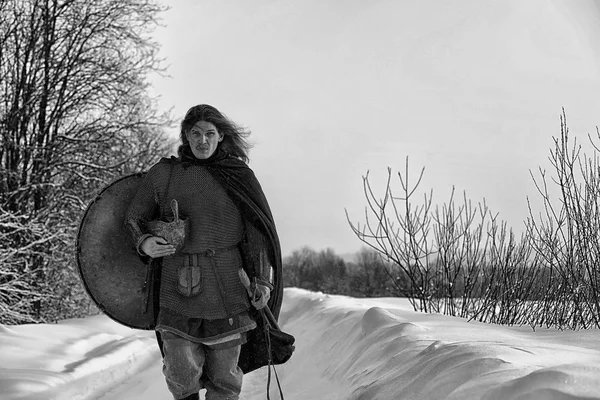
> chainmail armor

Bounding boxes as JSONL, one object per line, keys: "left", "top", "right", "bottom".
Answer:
{"left": 126, "top": 161, "right": 250, "bottom": 319}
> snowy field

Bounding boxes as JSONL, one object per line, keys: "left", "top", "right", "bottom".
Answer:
{"left": 2, "top": 288, "right": 600, "bottom": 400}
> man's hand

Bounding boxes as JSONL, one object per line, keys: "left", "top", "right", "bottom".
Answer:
{"left": 251, "top": 282, "right": 271, "bottom": 310}
{"left": 140, "top": 236, "right": 176, "bottom": 258}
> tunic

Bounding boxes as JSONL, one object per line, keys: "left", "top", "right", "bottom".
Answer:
{"left": 125, "top": 159, "right": 257, "bottom": 347}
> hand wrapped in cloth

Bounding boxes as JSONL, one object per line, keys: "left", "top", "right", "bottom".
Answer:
{"left": 239, "top": 250, "right": 273, "bottom": 310}
{"left": 251, "top": 282, "right": 271, "bottom": 310}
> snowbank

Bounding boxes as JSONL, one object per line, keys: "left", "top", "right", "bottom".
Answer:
{"left": 2, "top": 288, "right": 600, "bottom": 399}
{"left": 274, "top": 288, "right": 600, "bottom": 400}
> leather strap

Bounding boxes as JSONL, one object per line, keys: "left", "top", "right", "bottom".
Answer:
{"left": 142, "top": 162, "right": 175, "bottom": 313}
{"left": 195, "top": 244, "right": 241, "bottom": 322}
{"left": 263, "top": 309, "right": 285, "bottom": 400}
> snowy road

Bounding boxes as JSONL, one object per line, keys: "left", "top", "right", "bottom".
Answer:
{"left": 4, "top": 288, "right": 600, "bottom": 400}
{"left": 91, "top": 352, "right": 279, "bottom": 400}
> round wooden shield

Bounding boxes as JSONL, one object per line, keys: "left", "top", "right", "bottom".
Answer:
{"left": 76, "top": 173, "right": 154, "bottom": 330}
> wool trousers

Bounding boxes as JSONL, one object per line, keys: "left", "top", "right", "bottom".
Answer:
{"left": 161, "top": 331, "right": 243, "bottom": 400}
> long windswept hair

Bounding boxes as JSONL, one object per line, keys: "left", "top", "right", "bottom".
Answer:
{"left": 178, "top": 104, "right": 252, "bottom": 163}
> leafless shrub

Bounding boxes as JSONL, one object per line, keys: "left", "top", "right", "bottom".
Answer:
{"left": 346, "top": 162, "right": 545, "bottom": 325}
{"left": 346, "top": 160, "right": 435, "bottom": 312}
{"left": 347, "top": 111, "right": 600, "bottom": 330}
{"left": 526, "top": 110, "right": 600, "bottom": 329}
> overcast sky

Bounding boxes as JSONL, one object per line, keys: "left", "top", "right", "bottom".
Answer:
{"left": 148, "top": 0, "right": 600, "bottom": 257}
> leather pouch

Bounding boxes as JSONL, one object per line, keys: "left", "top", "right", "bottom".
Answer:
{"left": 177, "top": 257, "right": 202, "bottom": 297}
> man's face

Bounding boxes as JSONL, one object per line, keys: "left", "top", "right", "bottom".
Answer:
{"left": 186, "top": 121, "right": 222, "bottom": 159}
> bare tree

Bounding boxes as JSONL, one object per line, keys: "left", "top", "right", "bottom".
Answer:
{"left": 0, "top": 0, "right": 175, "bottom": 324}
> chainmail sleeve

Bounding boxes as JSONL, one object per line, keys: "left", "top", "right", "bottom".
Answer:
{"left": 124, "top": 162, "right": 170, "bottom": 254}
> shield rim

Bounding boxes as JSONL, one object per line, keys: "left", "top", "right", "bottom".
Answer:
{"left": 75, "top": 172, "right": 153, "bottom": 330}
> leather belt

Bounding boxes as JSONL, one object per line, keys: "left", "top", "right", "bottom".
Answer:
{"left": 186, "top": 243, "right": 240, "bottom": 264}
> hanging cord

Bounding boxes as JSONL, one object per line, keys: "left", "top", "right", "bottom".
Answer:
{"left": 204, "top": 247, "right": 240, "bottom": 325}
{"left": 262, "top": 309, "right": 285, "bottom": 400}
{"left": 239, "top": 269, "right": 285, "bottom": 399}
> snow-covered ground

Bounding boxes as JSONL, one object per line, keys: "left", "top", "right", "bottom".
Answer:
{"left": 2, "top": 288, "right": 600, "bottom": 400}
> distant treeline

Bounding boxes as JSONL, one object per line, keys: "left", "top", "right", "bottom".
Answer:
{"left": 283, "top": 245, "right": 559, "bottom": 304}
{"left": 284, "top": 245, "right": 563, "bottom": 328}
{"left": 283, "top": 247, "right": 407, "bottom": 298}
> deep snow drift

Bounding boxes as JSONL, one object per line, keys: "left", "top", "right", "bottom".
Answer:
{"left": 2, "top": 288, "right": 600, "bottom": 400}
